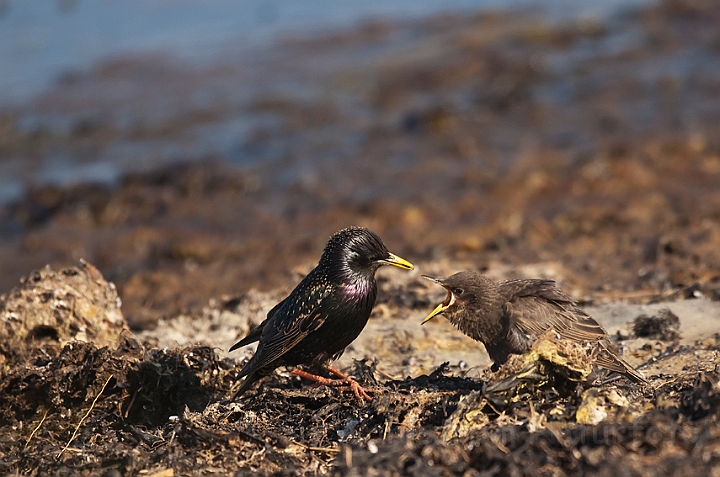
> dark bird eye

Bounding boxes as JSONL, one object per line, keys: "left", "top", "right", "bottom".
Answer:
{"left": 454, "top": 288, "right": 464, "bottom": 295}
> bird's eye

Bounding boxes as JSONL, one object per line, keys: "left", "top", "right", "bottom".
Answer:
{"left": 453, "top": 288, "right": 464, "bottom": 295}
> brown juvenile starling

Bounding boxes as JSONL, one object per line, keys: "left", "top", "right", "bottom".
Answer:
{"left": 422, "top": 271, "right": 647, "bottom": 384}
{"left": 230, "top": 226, "right": 414, "bottom": 401}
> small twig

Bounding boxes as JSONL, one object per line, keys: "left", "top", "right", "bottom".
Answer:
{"left": 483, "top": 398, "right": 503, "bottom": 416}
{"left": 375, "top": 368, "right": 399, "bottom": 381}
{"left": 293, "top": 440, "right": 341, "bottom": 454}
{"left": 593, "top": 289, "right": 663, "bottom": 301}
{"left": 489, "top": 432, "right": 510, "bottom": 454}
{"left": 345, "top": 446, "right": 353, "bottom": 468}
{"left": 305, "top": 445, "right": 341, "bottom": 453}
{"left": 653, "top": 374, "right": 685, "bottom": 389}
{"left": 124, "top": 386, "right": 141, "bottom": 419}
{"left": 56, "top": 374, "right": 113, "bottom": 459}
{"left": 24, "top": 407, "right": 50, "bottom": 451}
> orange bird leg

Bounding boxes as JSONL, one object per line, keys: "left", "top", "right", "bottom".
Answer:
{"left": 291, "top": 367, "right": 373, "bottom": 402}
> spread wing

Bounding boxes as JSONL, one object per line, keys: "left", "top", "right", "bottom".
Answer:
{"left": 499, "top": 279, "right": 607, "bottom": 342}
{"left": 498, "top": 279, "right": 646, "bottom": 384}
{"left": 237, "top": 276, "right": 333, "bottom": 378}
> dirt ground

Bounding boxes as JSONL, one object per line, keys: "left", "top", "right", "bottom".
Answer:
{"left": 1, "top": 261, "right": 719, "bottom": 476}
{"left": 2, "top": 0, "right": 720, "bottom": 475}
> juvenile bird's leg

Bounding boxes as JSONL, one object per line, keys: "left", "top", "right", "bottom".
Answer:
{"left": 291, "top": 367, "right": 373, "bottom": 402}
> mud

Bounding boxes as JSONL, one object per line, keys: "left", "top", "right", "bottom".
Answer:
{"left": 2, "top": 0, "right": 720, "bottom": 475}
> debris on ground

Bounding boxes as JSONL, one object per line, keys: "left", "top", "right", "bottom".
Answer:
{"left": 1, "top": 262, "right": 719, "bottom": 475}
{"left": 632, "top": 308, "right": 682, "bottom": 341}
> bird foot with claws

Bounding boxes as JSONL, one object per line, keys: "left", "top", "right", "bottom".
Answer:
{"left": 292, "top": 367, "right": 374, "bottom": 402}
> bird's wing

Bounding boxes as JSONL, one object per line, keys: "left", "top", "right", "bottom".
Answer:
{"left": 238, "top": 281, "right": 333, "bottom": 377}
{"left": 500, "top": 279, "right": 607, "bottom": 342}
{"left": 265, "top": 297, "right": 287, "bottom": 321}
{"left": 229, "top": 297, "right": 288, "bottom": 351}
{"left": 595, "top": 340, "right": 648, "bottom": 384}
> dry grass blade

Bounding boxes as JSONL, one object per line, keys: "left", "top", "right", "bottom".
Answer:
{"left": 25, "top": 407, "right": 51, "bottom": 451}
{"left": 56, "top": 374, "right": 113, "bottom": 459}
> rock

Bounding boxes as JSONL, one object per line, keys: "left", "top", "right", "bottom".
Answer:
{"left": 0, "top": 260, "right": 127, "bottom": 367}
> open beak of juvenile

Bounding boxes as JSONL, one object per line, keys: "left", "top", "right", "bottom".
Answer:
{"left": 380, "top": 252, "right": 414, "bottom": 270}
{"left": 421, "top": 275, "right": 455, "bottom": 324}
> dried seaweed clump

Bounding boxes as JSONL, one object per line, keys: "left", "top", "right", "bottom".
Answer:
{"left": 0, "top": 260, "right": 127, "bottom": 369}
{"left": 632, "top": 308, "right": 681, "bottom": 341}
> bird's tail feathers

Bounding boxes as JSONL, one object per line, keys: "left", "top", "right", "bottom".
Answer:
{"left": 596, "top": 342, "right": 648, "bottom": 385}
{"left": 232, "top": 371, "right": 261, "bottom": 400}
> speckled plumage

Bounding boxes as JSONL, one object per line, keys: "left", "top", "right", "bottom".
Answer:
{"left": 230, "top": 226, "right": 413, "bottom": 397}
{"left": 423, "top": 271, "right": 646, "bottom": 384}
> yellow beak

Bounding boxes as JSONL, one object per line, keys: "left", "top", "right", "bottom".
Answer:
{"left": 380, "top": 252, "right": 414, "bottom": 270}
{"left": 422, "top": 289, "right": 455, "bottom": 324}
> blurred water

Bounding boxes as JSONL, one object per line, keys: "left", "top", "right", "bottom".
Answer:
{"left": 0, "top": 0, "right": 648, "bottom": 105}
{"left": 0, "top": 0, "right": 654, "bottom": 204}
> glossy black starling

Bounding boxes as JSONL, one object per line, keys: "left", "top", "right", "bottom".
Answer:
{"left": 422, "top": 271, "right": 647, "bottom": 384}
{"left": 230, "top": 226, "right": 414, "bottom": 401}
